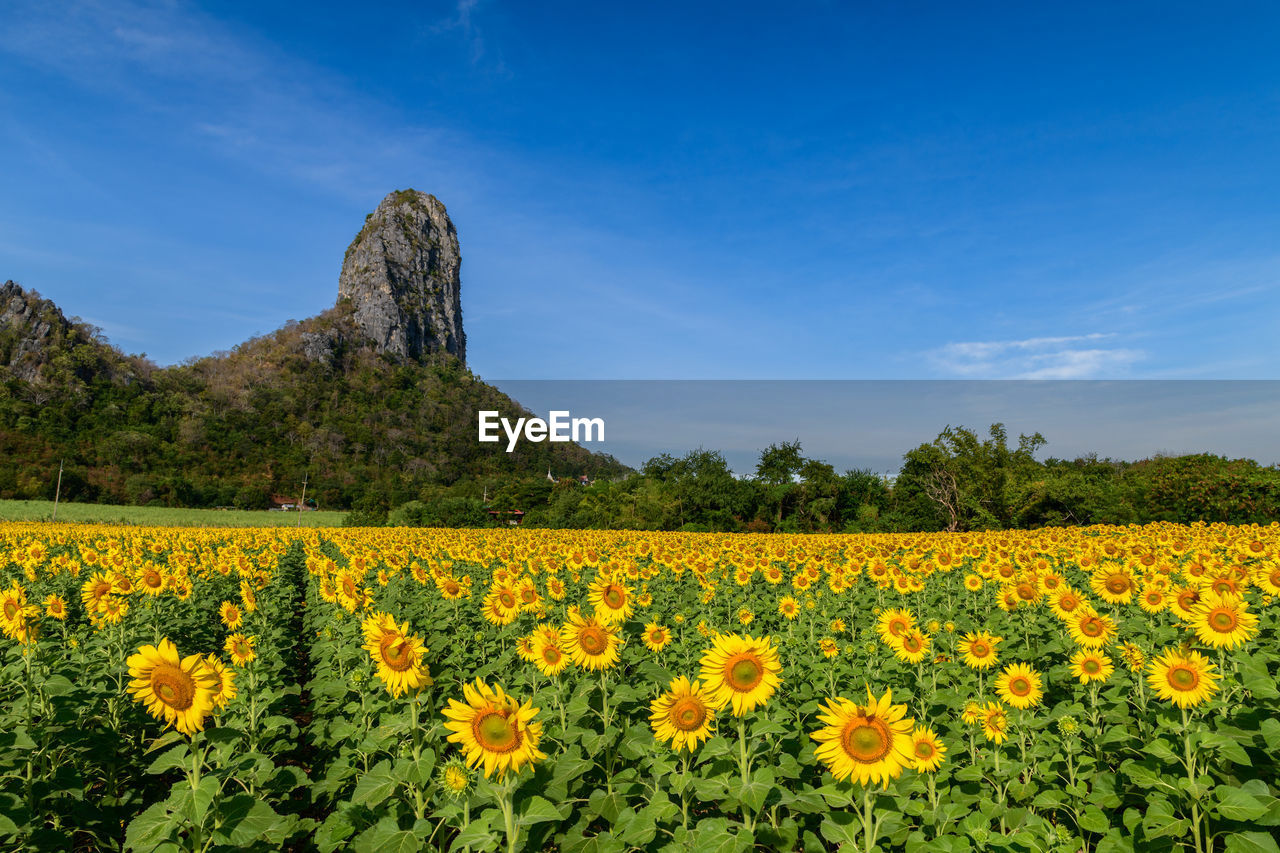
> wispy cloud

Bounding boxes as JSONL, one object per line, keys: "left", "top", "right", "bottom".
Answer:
{"left": 932, "top": 333, "right": 1144, "bottom": 378}
{"left": 429, "top": 0, "right": 505, "bottom": 72}
{"left": 0, "top": 0, "right": 481, "bottom": 203}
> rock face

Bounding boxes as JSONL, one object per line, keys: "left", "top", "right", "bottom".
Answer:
{"left": 0, "top": 280, "right": 74, "bottom": 383}
{"left": 338, "top": 190, "right": 466, "bottom": 364}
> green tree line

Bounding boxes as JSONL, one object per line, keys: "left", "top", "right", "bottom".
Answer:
{"left": 388, "top": 424, "right": 1280, "bottom": 532}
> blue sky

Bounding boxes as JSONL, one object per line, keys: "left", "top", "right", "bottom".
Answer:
{"left": 495, "top": 381, "right": 1280, "bottom": 474}
{"left": 1, "top": 1, "right": 1278, "bottom": 380}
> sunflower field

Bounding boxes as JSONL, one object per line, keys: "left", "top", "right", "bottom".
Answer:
{"left": 1, "top": 522, "right": 1278, "bottom": 853}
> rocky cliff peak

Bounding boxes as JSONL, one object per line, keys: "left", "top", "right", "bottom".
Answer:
{"left": 0, "top": 280, "right": 79, "bottom": 382}
{"left": 337, "top": 189, "right": 466, "bottom": 364}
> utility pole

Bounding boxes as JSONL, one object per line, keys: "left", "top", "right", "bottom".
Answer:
{"left": 297, "top": 473, "right": 308, "bottom": 528}
{"left": 52, "top": 459, "right": 64, "bottom": 522}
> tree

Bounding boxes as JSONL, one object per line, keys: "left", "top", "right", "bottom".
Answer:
{"left": 898, "top": 424, "right": 1047, "bottom": 531}
{"left": 755, "top": 440, "right": 804, "bottom": 526}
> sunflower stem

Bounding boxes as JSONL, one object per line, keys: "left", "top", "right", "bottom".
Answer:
{"left": 737, "top": 716, "right": 755, "bottom": 830}
{"left": 861, "top": 785, "right": 876, "bottom": 853}
{"left": 497, "top": 777, "right": 518, "bottom": 853}
{"left": 599, "top": 669, "right": 610, "bottom": 730}
{"left": 188, "top": 730, "right": 206, "bottom": 853}
{"left": 680, "top": 752, "right": 690, "bottom": 828}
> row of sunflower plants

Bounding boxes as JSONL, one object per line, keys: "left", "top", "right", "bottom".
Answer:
{"left": 1, "top": 521, "right": 1279, "bottom": 851}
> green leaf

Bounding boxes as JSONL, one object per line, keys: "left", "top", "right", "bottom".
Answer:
{"left": 1215, "top": 786, "right": 1271, "bottom": 822}
{"left": 1079, "top": 806, "right": 1109, "bottom": 834}
{"left": 145, "top": 730, "right": 186, "bottom": 754}
{"left": 218, "top": 795, "right": 284, "bottom": 846}
{"left": 1240, "top": 657, "right": 1280, "bottom": 699}
{"left": 1261, "top": 718, "right": 1280, "bottom": 752}
{"left": 352, "top": 817, "right": 420, "bottom": 853}
{"left": 124, "top": 800, "right": 177, "bottom": 851}
{"left": 315, "top": 809, "right": 356, "bottom": 853}
{"left": 351, "top": 759, "right": 398, "bottom": 808}
{"left": 452, "top": 812, "right": 499, "bottom": 851}
{"left": 146, "top": 745, "right": 190, "bottom": 775}
{"left": 1204, "top": 733, "right": 1252, "bottom": 766}
{"left": 819, "top": 812, "right": 861, "bottom": 847}
{"left": 1143, "top": 739, "right": 1179, "bottom": 764}
{"left": 1120, "top": 759, "right": 1163, "bottom": 789}
{"left": 393, "top": 752, "right": 435, "bottom": 786}
{"left": 170, "top": 775, "right": 220, "bottom": 827}
{"left": 1225, "top": 832, "right": 1280, "bottom": 853}
{"left": 518, "top": 795, "right": 565, "bottom": 827}
{"left": 41, "top": 675, "right": 75, "bottom": 696}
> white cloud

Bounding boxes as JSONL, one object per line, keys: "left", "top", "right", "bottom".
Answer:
{"left": 933, "top": 334, "right": 1143, "bottom": 378}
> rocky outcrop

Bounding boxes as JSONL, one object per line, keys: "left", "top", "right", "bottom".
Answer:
{"left": 337, "top": 190, "right": 466, "bottom": 364}
{"left": 0, "top": 280, "right": 77, "bottom": 383}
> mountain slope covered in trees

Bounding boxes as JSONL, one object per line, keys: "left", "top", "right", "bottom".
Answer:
{"left": 0, "top": 282, "right": 627, "bottom": 511}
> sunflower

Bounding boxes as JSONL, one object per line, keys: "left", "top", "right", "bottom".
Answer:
{"left": 442, "top": 679, "right": 545, "bottom": 779}
{"left": 961, "top": 701, "right": 983, "bottom": 725}
{"left": 698, "top": 633, "right": 782, "bottom": 716}
{"left": 1090, "top": 567, "right": 1137, "bottom": 605}
{"left": 1069, "top": 650, "right": 1114, "bottom": 685}
{"left": 80, "top": 571, "right": 114, "bottom": 615}
{"left": 516, "top": 634, "right": 538, "bottom": 663}
{"left": 99, "top": 596, "right": 129, "bottom": 625}
{"left": 482, "top": 586, "right": 521, "bottom": 626}
{"left": 219, "top": 601, "right": 243, "bottom": 630}
{"left": 1137, "top": 585, "right": 1169, "bottom": 614}
{"left": 810, "top": 687, "right": 915, "bottom": 786}
{"left": 1067, "top": 609, "right": 1117, "bottom": 648}
{"left": 650, "top": 676, "right": 716, "bottom": 752}
{"left": 1119, "top": 641, "right": 1146, "bottom": 673}
{"left": 980, "top": 702, "right": 1010, "bottom": 743}
{"left": 0, "top": 584, "right": 37, "bottom": 635}
{"left": 777, "top": 596, "right": 799, "bottom": 620}
{"left": 963, "top": 573, "right": 983, "bottom": 591}
{"left": 531, "top": 633, "right": 570, "bottom": 677}
{"left": 892, "top": 628, "right": 931, "bottom": 664}
{"left": 994, "top": 663, "right": 1043, "bottom": 709}
{"left": 560, "top": 611, "right": 621, "bottom": 671}
{"left": 44, "top": 594, "right": 67, "bottom": 621}
{"left": 1253, "top": 560, "right": 1280, "bottom": 596}
{"left": 204, "top": 655, "right": 237, "bottom": 709}
{"left": 876, "top": 608, "right": 915, "bottom": 643}
{"left": 362, "top": 616, "right": 431, "bottom": 698}
{"left": 1049, "top": 587, "right": 1087, "bottom": 620}
{"left": 126, "top": 639, "right": 218, "bottom": 735}
{"left": 819, "top": 637, "right": 839, "bottom": 658}
{"left": 1189, "top": 593, "right": 1258, "bottom": 650}
{"left": 958, "top": 631, "right": 1001, "bottom": 670}
{"left": 909, "top": 725, "right": 947, "bottom": 772}
{"left": 1146, "top": 647, "right": 1219, "bottom": 709}
{"left": 588, "top": 574, "right": 634, "bottom": 625}
{"left": 437, "top": 757, "right": 474, "bottom": 798}
{"left": 138, "top": 566, "right": 166, "bottom": 596}
{"left": 224, "top": 633, "right": 256, "bottom": 666}
{"left": 516, "top": 579, "right": 542, "bottom": 611}
{"left": 239, "top": 581, "right": 258, "bottom": 614}
{"left": 830, "top": 618, "right": 846, "bottom": 635}
{"left": 642, "top": 623, "right": 672, "bottom": 653}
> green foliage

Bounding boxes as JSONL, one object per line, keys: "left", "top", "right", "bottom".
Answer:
{"left": 0, "top": 301, "right": 628, "bottom": 511}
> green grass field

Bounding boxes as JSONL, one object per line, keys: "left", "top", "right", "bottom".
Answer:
{"left": 0, "top": 499, "right": 347, "bottom": 527}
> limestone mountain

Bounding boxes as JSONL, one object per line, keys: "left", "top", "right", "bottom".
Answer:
{"left": 0, "top": 193, "right": 626, "bottom": 510}
{"left": 339, "top": 189, "right": 466, "bottom": 364}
